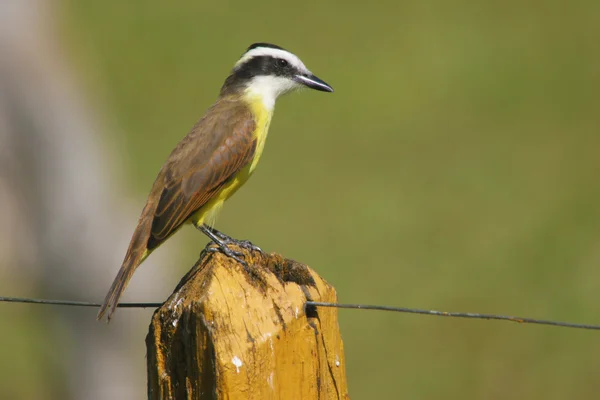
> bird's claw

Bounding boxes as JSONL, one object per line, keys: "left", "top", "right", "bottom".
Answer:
{"left": 205, "top": 244, "right": 248, "bottom": 267}
{"left": 203, "top": 225, "right": 262, "bottom": 254}
{"left": 237, "top": 240, "right": 262, "bottom": 253}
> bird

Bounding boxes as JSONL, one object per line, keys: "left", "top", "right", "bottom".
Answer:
{"left": 97, "top": 43, "right": 333, "bottom": 321}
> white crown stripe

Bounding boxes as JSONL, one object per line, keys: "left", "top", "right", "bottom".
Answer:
{"left": 234, "top": 47, "right": 309, "bottom": 73}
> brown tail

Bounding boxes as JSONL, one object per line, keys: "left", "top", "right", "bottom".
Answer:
{"left": 97, "top": 244, "right": 148, "bottom": 322}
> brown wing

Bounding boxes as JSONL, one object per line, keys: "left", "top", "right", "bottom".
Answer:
{"left": 147, "top": 98, "right": 256, "bottom": 250}
{"left": 98, "top": 98, "right": 256, "bottom": 321}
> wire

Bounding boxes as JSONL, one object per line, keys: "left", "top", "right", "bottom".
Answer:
{"left": 306, "top": 301, "right": 600, "bottom": 331}
{"left": 1, "top": 296, "right": 599, "bottom": 331}
{"left": 0, "top": 297, "right": 162, "bottom": 308}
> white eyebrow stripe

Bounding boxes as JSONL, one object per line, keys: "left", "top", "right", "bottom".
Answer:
{"left": 234, "top": 47, "right": 309, "bottom": 72}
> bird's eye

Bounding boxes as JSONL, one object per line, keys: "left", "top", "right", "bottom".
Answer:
{"left": 277, "top": 58, "right": 288, "bottom": 67}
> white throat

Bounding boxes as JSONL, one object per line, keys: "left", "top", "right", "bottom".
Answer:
{"left": 244, "top": 75, "right": 299, "bottom": 111}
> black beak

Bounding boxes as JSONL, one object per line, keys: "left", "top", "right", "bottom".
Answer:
{"left": 294, "top": 74, "right": 334, "bottom": 92}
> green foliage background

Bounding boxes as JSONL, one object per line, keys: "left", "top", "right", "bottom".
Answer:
{"left": 9, "top": 1, "right": 600, "bottom": 398}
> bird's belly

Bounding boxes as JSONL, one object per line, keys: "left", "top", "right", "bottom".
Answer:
{"left": 189, "top": 162, "right": 254, "bottom": 228}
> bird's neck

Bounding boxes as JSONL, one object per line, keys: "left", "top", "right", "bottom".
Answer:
{"left": 241, "top": 86, "right": 276, "bottom": 134}
{"left": 244, "top": 88, "right": 276, "bottom": 113}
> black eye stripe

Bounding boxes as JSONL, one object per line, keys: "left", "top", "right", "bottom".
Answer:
{"left": 222, "top": 53, "right": 299, "bottom": 94}
{"left": 234, "top": 55, "right": 296, "bottom": 80}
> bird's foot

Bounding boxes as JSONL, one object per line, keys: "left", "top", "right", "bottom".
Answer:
{"left": 203, "top": 225, "right": 262, "bottom": 253}
{"left": 198, "top": 224, "right": 266, "bottom": 285}
{"left": 198, "top": 224, "right": 256, "bottom": 267}
{"left": 205, "top": 244, "right": 248, "bottom": 268}
{"left": 204, "top": 241, "right": 266, "bottom": 284}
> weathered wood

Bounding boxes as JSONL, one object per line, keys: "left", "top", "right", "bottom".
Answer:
{"left": 146, "top": 245, "right": 349, "bottom": 400}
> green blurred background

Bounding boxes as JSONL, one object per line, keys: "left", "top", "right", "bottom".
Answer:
{"left": 4, "top": 0, "right": 600, "bottom": 398}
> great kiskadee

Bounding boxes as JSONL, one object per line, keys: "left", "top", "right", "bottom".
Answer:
{"left": 98, "top": 43, "right": 333, "bottom": 321}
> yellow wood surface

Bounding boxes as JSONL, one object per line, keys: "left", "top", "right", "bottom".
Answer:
{"left": 146, "top": 246, "right": 349, "bottom": 400}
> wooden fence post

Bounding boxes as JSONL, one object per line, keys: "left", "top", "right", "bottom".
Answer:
{"left": 146, "top": 245, "right": 349, "bottom": 400}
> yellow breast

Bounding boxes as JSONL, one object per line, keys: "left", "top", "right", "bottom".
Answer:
{"left": 247, "top": 96, "right": 273, "bottom": 173}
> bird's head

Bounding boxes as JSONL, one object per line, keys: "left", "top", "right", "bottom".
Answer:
{"left": 222, "top": 43, "right": 333, "bottom": 109}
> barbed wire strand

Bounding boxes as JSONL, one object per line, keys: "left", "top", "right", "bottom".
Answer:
{"left": 0, "top": 297, "right": 162, "bottom": 308}
{"left": 306, "top": 301, "right": 600, "bottom": 331}
{"left": 1, "top": 296, "right": 598, "bottom": 331}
